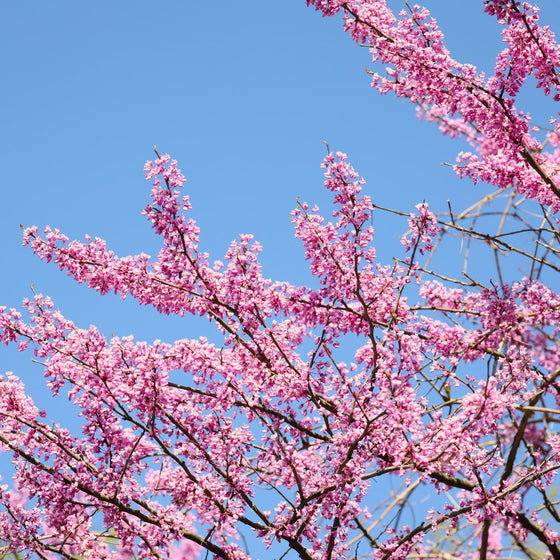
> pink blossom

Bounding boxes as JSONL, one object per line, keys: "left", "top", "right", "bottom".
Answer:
{"left": 2, "top": 2, "right": 560, "bottom": 559}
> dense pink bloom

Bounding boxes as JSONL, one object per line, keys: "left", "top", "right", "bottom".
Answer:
{"left": 2, "top": 2, "right": 560, "bottom": 559}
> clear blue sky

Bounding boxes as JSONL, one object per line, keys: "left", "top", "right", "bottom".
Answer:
{"left": 1, "top": 1, "right": 560, "bottom": 407}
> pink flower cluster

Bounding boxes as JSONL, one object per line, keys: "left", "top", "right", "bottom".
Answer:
{"left": 401, "top": 202, "right": 440, "bottom": 256}
{"left": 0, "top": 149, "right": 558, "bottom": 558}
{"left": 1, "top": 1, "right": 560, "bottom": 559}
{"left": 308, "top": 0, "right": 560, "bottom": 210}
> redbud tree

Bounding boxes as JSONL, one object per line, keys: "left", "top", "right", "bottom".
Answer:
{"left": 2, "top": 1, "right": 560, "bottom": 559}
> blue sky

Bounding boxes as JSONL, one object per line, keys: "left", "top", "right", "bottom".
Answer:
{"left": 1, "top": 1, "right": 560, "bottom": 414}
